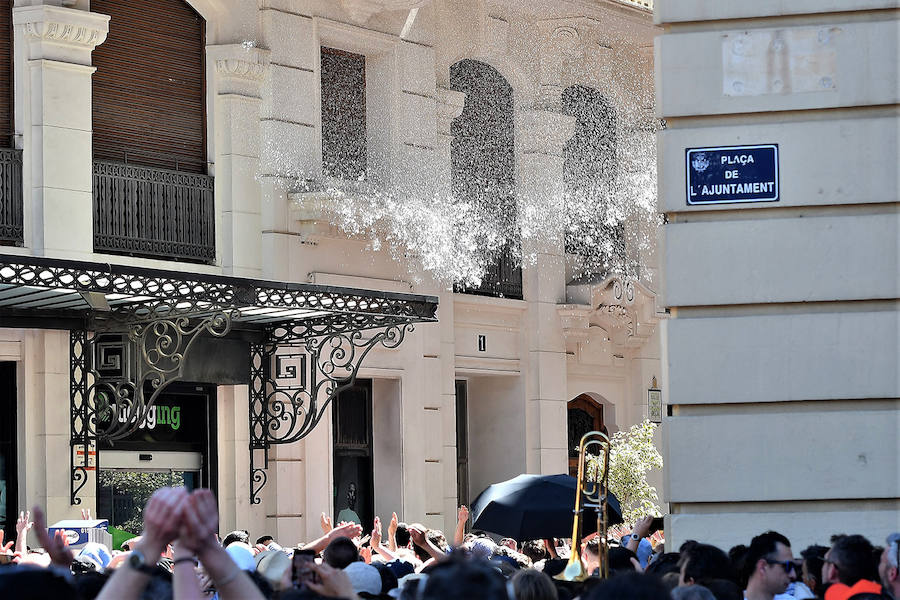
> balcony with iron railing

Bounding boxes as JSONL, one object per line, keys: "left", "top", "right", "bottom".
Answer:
{"left": 92, "top": 156, "right": 215, "bottom": 264}
{"left": 0, "top": 147, "right": 23, "bottom": 246}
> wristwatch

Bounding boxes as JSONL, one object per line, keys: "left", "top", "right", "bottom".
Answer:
{"left": 629, "top": 533, "right": 641, "bottom": 541}
{"left": 128, "top": 548, "right": 158, "bottom": 575}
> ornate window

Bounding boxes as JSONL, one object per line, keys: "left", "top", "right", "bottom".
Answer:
{"left": 321, "top": 47, "right": 367, "bottom": 181}
{"left": 562, "top": 85, "right": 624, "bottom": 271}
{"left": 450, "top": 59, "right": 522, "bottom": 299}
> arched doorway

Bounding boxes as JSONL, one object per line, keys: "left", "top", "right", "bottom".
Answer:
{"left": 567, "top": 393, "right": 609, "bottom": 476}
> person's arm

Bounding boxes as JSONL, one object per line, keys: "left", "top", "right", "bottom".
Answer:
{"left": 306, "top": 562, "right": 361, "bottom": 599}
{"left": 625, "top": 515, "right": 653, "bottom": 554}
{"left": 97, "top": 487, "right": 187, "bottom": 600}
{"left": 181, "top": 489, "right": 265, "bottom": 600}
{"left": 454, "top": 506, "right": 468, "bottom": 547}
{"left": 409, "top": 525, "right": 444, "bottom": 562}
{"left": 31, "top": 505, "right": 74, "bottom": 570}
{"left": 301, "top": 522, "right": 363, "bottom": 554}
{"left": 543, "top": 539, "right": 558, "bottom": 559}
{"left": 171, "top": 542, "right": 204, "bottom": 600}
{"left": 370, "top": 516, "right": 399, "bottom": 561}
{"left": 320, "top": 512, "right": 333, "bottom": 535}
{"left": 15, "top": 511, "right": 32, "bottom": 554}
{"left": 387, "top": 512, "right": 399, "bottom": 552}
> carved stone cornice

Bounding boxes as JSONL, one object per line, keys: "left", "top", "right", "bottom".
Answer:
{"left": 563, "top": 276, "right": 662, "bottom": 350}
{"left": 13, "top": 5, "right": 109, "bottom": 64}
{"left": 519, "top": 109, "right": 576, "bottom": 157}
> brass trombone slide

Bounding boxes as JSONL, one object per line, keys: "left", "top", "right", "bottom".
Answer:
{"left": 554, "top": 430, "right": 611, "bottom": 582}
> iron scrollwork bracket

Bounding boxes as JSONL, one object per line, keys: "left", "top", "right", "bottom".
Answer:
{"left": 69, "top": 311, "right": 236, "bottom": 505}
{"left": 248, "top": 320, "right": 414, "bottom": 505}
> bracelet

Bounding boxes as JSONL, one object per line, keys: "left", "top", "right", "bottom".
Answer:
{"left": 173, "top": 557, "right": 198, "bottom": 566}
{"left": 214, "top": 569, "right": 240, "bottom": 587}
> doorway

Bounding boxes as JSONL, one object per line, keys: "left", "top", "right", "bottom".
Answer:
{"left": 332, "top": 380, "right": 373, "bottom": 529}
{"left": 0, "top": 362, "right": 16, "bottom": 543}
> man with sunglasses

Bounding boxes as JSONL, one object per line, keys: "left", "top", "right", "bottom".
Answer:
{"left": 744, "top": 531, "right": 796, "bottom": 600}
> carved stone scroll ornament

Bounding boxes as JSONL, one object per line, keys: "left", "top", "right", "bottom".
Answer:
{"left": 249, "top": 321, "right": 414, "bottom": 504}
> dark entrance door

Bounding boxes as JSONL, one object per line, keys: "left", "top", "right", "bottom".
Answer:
{"left": 0, "top": 362, "right": 16, "bottom": 543}
{"left": 97, "top": 382, "right": 216, "bottom": 536}
{"left": 332, "top": 380, "right": 373, "bottom": 530}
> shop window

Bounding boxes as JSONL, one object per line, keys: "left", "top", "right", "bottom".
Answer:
{"left": 321, "top": 47, "right": 367, "bottom": 181}
{"left": 333, "top": 380, "right": 373, "bottom": 529}
{"left": 562, "top": 85, "right": 624, "bottom": 267}
{"left": 450, "top": 59, "right": 522, "bottom": 299}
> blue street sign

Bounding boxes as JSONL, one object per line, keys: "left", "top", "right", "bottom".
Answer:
{"left": 686, "top": 144, "right": 779, "bottom": 205}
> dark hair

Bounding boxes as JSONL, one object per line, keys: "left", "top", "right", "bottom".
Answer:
{"left": 743, "top": 531, "right": 791, "bottom": 585}
{"left": 608, "top": 546, "right": 639, "bottom": 574}
{"left": 512, "top": 568, "right": 558, "bottom": 600}
{"left": 800, "top": 544, "right": 829, "bottom": 594}
{"left": 222, "top": 530, "right": 250, "bottom": 547}
{"left": 703, "top": 578, "right": 743, "bottom": 600}
{"left": 829, "top": 534, "right": 877, "bottom": 586}
{"left": 583, "top": 571, "right": 671, "bottom": 600}
{"left": 727, "top": 544, "right": 748, "bottom": 577}
{"left": 644, "top": 552, "right": 681, "bottom": 578}
{"left": 323, "top": 536, "right": 360, "bottom": 569}
{"left": 680, "top": 543, "right": 735, "bottom": 585}
{"left": 671, "top": 585, "right": 716, "bottom": 600}
{"left": 256, "top": 535, "right": 274, "bottom": 546}
{"left": 0, "top": 567, "right": 78, "bottom": 600}
{"left": 522, "top": 540, "right": 548, "bottom": 563}
{"left": 396, "top": 523, "right": 411, "bottom": 548}
{"left": 421, "top": 554, "right": 508, "bottom": 600}
{"left": 371, "top": 561, "right": 399, "bottom": 594}
{"left": 73, "top": 571, "right": 111, "bottom": 600}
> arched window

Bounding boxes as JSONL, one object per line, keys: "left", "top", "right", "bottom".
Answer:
{"left": 91, "top": 0, "right": 213, "bottom": 263}
{"left": 562, "top": 85, "right": 624, "bottom": 271}
{"left": 450, "top": 59, "right": 522, "bottom": 299}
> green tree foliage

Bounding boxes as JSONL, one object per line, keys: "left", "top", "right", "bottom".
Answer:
{"left": 98, "top": 471, "right": 186, "bottom": 534}
{"left": 606, "top": 419, "right": 663, "bottom": 525}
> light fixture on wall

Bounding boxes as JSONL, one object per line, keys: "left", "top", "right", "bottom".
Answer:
{"left": 648, "top": 376, "right": 662, "bottom": 424}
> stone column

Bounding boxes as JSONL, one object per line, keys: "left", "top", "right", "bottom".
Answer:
{"left": 13, "top": 5, "right": 108, "bottom": 258}
{"left": 518, "top": 108, "right": 575, "bottom": 474}
{"left": 207, "top": 44, "right": 269, "bottom": 277}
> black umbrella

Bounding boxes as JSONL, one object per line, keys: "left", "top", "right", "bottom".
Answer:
{"left": 470, "top": 473, "right": 623, "bottom": 541}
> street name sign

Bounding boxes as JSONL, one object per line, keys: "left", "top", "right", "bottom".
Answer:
{"left": 686, "top": 144, "right": 779, "bottom": 205}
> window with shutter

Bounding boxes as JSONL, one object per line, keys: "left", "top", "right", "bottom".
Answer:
{"left": 91, "top": 0, "right": 206, "bottom": 173}
{"left": 321, "top": 47, "right": 367, "bottom": 181}
{"left": 0, "top": 0, "right": 21, "bottom": 246}
{"left": 0, "top": 0, "right": 12, "bottom": 148}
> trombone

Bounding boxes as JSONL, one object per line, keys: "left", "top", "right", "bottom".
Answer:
{"left": 555, "top": 430, "right": 611, "bottom": 582}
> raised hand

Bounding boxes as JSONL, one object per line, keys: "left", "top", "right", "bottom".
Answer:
{"left": 457, "top": 505, "right": 469, "bottom": 524}
{"left": 16, "top": 510, "right": 33, "bottom": 536}
{"left": 632, "top": 515, "right": 654, "bottom": 539}
{"left": 306, "top": 562, "right": 359, "bottom": 599}
{"left": 139, "top": 487, "right": 188, "bottom": 559}
{"left": 408, "top": 525, "right": 426, "bottom": 548}
{"left": 320, "top": 512, "right": 333, "bottom": 534}
{"left": 32, "top": 505, "right": 74, "bottom": 568}
{"left": 0, "top": 530, "right": 13, "bottom": 554}
{"left": 371, "top": 516, "right": 382, "bottom": 548}
{"left": 81, "top": 508, "right": 92, "bottom": 521}
{"left": 179, "top": 488, "right": 219, "bottom": 556}
{"left": 328, "top": 521, "right": 362, "bottom": 542}
{"left": 360, "top": 546, "right": 372, "bottom": 564}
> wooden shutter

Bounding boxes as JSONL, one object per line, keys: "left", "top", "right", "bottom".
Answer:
{"left": 91, "top": 0, "right": 206, "bottom": 173}
{"left": 321, "top": 47, "right": 367, "bottom": 180}
{"left": 0, "top": 0, "right": 13, "bottom": 148}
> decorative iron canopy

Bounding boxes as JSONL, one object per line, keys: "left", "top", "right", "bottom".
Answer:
{"left": 0, "top": 253, "right": 438, "bottom": 505}
{"left": 0, "top": 253, "right": 437, "bottom": 328}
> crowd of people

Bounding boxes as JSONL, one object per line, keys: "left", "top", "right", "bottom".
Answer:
{"left": 0, "top": 486, "right": 897, "bottom": 600}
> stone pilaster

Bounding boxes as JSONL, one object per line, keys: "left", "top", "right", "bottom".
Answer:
{"left": 518, "top": 108, "right": 575, "bottom": 474}
{"left": 208, "top": 44, "right": 269, "bottom": 277}
{"left": 13, "top": 5, "right": 108, "bottom": 258}
{"left": 435, "top": 86, "right": 465, "bottom": 196}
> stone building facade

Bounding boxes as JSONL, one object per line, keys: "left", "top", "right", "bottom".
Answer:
{"left": 0, "top": 0, "right": 662, "bottom": 546}
{"left": 657, "top": 0, "right": 899, "bottom": 550}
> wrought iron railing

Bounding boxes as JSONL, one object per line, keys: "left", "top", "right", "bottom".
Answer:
{"left": 0, "top": 148, "right": 23, "bottom": 246}
{"left": 455, "top": 245, "right": 523, "bottom": 300}
{"left": 93, "top": 160, "right": 215, "bottom": 263}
